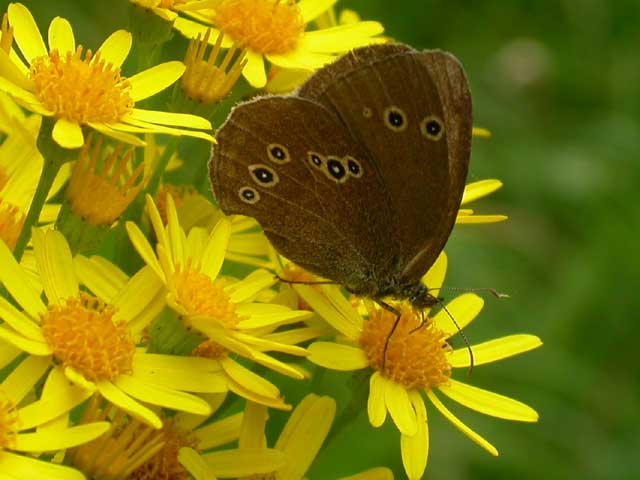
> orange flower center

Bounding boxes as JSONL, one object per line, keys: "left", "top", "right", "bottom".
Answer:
{"left": 214, "top": 0, "right": 304, "bottom": 55}
{"left": 0, "top": 389, "right": 19, "bottom": 450}
{"left": 359, "top": 306, "right": 452, "bottom": 390}
{"left": 66, "top": 135, "right": 144, "bottom": 226}
{"left": 30, "top": 47, "right": 133, "bottom": 124}
{"left": 41, "top": 293, "right": 135, "bottom": 382}
{"left": 0, "top": 199, "right": 24, "bottom": 251}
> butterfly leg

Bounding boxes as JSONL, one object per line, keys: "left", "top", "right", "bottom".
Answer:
{"left": 377, "top": 300, "right": 401, "bottom": 369}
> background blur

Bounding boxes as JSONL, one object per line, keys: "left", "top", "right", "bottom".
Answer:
{"left": 3, "top": 1, "right": 639, "bottom": 479}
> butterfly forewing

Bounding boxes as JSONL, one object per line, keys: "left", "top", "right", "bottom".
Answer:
{"left": 299, "top": 44, "right": 472, "bottom": 285}
{"left": 210, "top": 96, "right": 398, "bottom": 289}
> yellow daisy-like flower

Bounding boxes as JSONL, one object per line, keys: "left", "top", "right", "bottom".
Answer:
{"left": 173, "top": 0, "right": 385, "bottom": 88}
{"left": 126, "top": 194, "right": 313, "bottom": 409}
{"left": 0, "top": 3, "right": 214, "bottom": 149}
{"left": 0, "top": 354, "right": 110, "bottom": 480}
{"left": 457, "top": 178, "right": 507, "bottom": 224}
{"left": 295, "top": 252, "right": 541, "bottom": 480}
{"left": 180, "top": 394, "right": 394, "bottom": 480}
{"left": 0, "top": 229, "right": 227, "bottom": 429}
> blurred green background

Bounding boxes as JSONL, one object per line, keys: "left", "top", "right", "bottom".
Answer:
{"left": 3, "top": 1, "right": 639, "bottom": 479}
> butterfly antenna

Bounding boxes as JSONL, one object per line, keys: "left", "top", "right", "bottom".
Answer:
{"left": 440, "top": 301, "right": 475, "bottom": 373}
{"left": 438, "top": 286, "right": 510, "bottom": 299}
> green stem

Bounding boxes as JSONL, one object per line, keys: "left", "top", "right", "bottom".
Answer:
{"left": 146, "top": 138, "right": 179, "bottom": 197}
{"left": 13, "top": 121, "right": 70, "bottom": 261}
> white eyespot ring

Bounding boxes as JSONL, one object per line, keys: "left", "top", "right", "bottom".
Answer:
{"left": 248, "top": 164, "right": 279, "bottom": 187}
{"left": 383, "top": 106, "right": 408, "bottom": 132}
{"left": 238, "top": 186, "right": 260, "bottom": 204}
{"left": 420, "top": 115, "right": 444, "bottom": 141}
{"left": 267, "top": 143, "right": 290, "bottom": 163}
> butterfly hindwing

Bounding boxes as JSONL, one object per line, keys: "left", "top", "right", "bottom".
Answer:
{"left": 210, "top": 95, "right": 398, "bottom": 288}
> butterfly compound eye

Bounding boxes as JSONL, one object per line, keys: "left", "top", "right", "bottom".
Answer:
{"left": 420, "top": 116, "right": 444, "bottom": 141}
{"left": 383, "top": 106, "right": 408, "bottom": 132}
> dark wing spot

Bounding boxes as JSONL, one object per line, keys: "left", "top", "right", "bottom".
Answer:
{"left": 267, "top": 143, "right": 290, "bottom": 163}
{"left": 326, "top": 158, "right": 346, "bottom": 181}
{"left": 249, "top": 164, "right": 279, "bottom": 187}
{"left": 383, "top": 106, "right": 408, "bottom": 132}
{"left": 239, "top": 186, "right": 260, "bottom": 204}
{"left": 346, "top": 156, "right": 363, "bottom": 178}
{"left": 420, "top": 116, "right": 444, "bottom": 141}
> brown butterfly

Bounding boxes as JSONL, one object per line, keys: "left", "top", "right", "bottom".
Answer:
{"left": 209, "top": 43, "right": 471, "bottom": 319}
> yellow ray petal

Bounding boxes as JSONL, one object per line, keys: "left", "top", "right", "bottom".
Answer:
{"left": 178, "top": 447, "right": 218, "bottom": 480}
{"left": 401, "top": 391, "right": 428, "bottom": 480}
{"left": 172, "top": 17, "right": 231, "bottom": 46}
{"left": 201, "top": 217, "right": 231, "bottom": 280}
{"left": 266, "top": 47, "right": 334, "bottom": 71}
{"left": 221, "top": 357, "right": 280, "bottom": 399}
{"left": 111, "top": 266, "right": 165, "bottom": 325}
{"left": 0, "top": 343, "right": 21, "bottom": 370}
{"left": 14, "top": 422, "right": 109, "bottom": 451}
{"left": 243, "top": 51, "right": 267, "bottom": 88}
{"left": 203, "top": 449, "right": 286, "bottom": 477}
{"left": 455, "top": 214, "right": 508, "bottom": 224}
{"left": 303, "top": 22, "right": 385, "bottom": 53}
{"left": 52, "top": 117, "right": 84, "bottom": 149}
{"left": 237, "top": 309, "right": 312, "bottom": 330}
{"left": 47, "top": 16, "right": 74, "bottom": 54}
{"left": 227, "top": 270, "right": 275, "bottom": 304}
{"left": 449, "top": 334, "right": 543, "bottom": 368}
{"left": 461, "top": 179, "right": 503, "bottom": 205}
{"left": 0, "top": 296, "right": 44, "bottom": 341}
{"left": 0, "top": 450, "right": 85, "bottom": 480}
{"left": 116, "top": 116, "right": 215, "bottom": 142}
{"left": 0, "top": 325, "right": 51, "bottom": 356}
{"left": 227, "top": 377, "right": 290, "bottom": 411}
{"left": 195, "top": 412, "right": 243, "bottom": 450}
{"left": 384, "top": 378, "right": 417, "bottom": 436}
{"left": 426, "top": 390, "right": 499, "bottom": 456}
{"left": 294, "top": 284, "right": 361, "bottom": 340}
{"left": 276, "top": 395, "right": 336, "bottom": 480}
{"left": 32, "top": 229, "right": 79, "bottom": 305}
{"left": 247, "top": 349, "right": 305, "bottom": 379}
{"left": 128, "top": 61, "right": 185, "bottom": 102}
{"left": 438, "top": 379, "right": 539, "bottom": 422}
{"left": 471, "top": 127, "right": 492, "bottom": 138}
{"left": 2, "top": 355, "right": 50, "bottom": 404}
{"left": 0, "top": 47, "right": 31, "bottom": 90}
{"left": 165, "top": 195, "right": 186, "bottom": 267}
{"left": 367, "top": 372, "right": 387, "bottom": 428}
{"left": 234, "top": 331, "right": 308, "bottom": 357}
{"left": 421, "top": 251, "right": 447, "bottom": 296}
{"left": 97, "top": 379, "right": 162, "bottom": 429}
{"left": 125, "top": 221, "right": 166, "bottom": 282}
{"left": 88, "top": 121, "right": 147, "bottom": 146}
{"left": 128, "top": 108, "right": 211, "bottom": 129}
{"left": 308, "top": 341, "right": 368, "bottom": 371}
{"left": 432, "top": 293, "right": 483, "bottom": 338}
{"left": 298, "top": 0, "right": 339, "bottom": 23}
{"left": 8, "top": 3, "right": 47, "bottom": 63}
{"left": 96, "top": 29, "right": 131, "bottom": 68}
{"left": 0, "top": 237, "right": 46, "bottom": 317}
{"left": 73, "top": 255, "right": 128, "bottom": 303}
{"left": 0, "top": 75, "right": 48, "bottom": 113}
{"left": 131, "top": 364, "right": 227, "bottom": 394}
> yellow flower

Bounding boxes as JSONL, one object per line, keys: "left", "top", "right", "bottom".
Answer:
{"left": 296, "top": 252, "right": 541, "bottom": 480}
{"left": 173, "top": 0, "right": 385, "bottom": 88}
{"left": 0, "top": 3, "right": 214, "bottom": 149}
{"left": 0, "top": 229, "right": 224, "bottom": 429}
{"left": 457, "top": 178, "right": 508, "bottom": 224}
{"left": 180, "top": 394, "right": 394, "bottom": 480}
{"left": 0, "top": 353, "right": 109, "bottom": 480}
{"left": 126, "top": 194, "right": 314, "bottom": 409}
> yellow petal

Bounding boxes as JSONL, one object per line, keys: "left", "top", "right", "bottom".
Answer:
{"left": 47, "top": 17, "right": 74, "bottom": 54}
{"left": 73, "top": 254, "right": 128, "bottom": 302}
{"left": 0, "top": 325, "right": 51, "bottom": 356}
{"left": 307, "top": 341, "right": 369, "bottom": 370}
{"left": 221, "top": 357, "right": 280, "bottom": 399}
{"left": 128, "top": 61, "right": 185, "bottom": 102}
{"left": 449, "top": 334, "right": 543, "bottom": 368}
{"left": 227, "top": 270, "right": 275, "bottom": 304}
{"left": 178, "top": 447, "right": 218, "bottom": 480}
{"left": 238, "top": 401, "right": 267, "bottom": 448}
{"left": 172, "top": 17, "right": 231, "bottom": 46}
{"left": 298, "top": 0, "right": 338, "bottom": 23}
{"left": 203, "top": 448, "right": 286, "bottom": 477}
{"left": 432, "top": 293, "right": 483, "bottom": 338}
{"left": 276, "top": 395, "right": 336, "bottom": 480}
{"left": 52, "top": 117, "right": 84, "bottom": 149}
{"left": 294, "top": 284, "right": 361, "bottom": 340}
{"left": 111, "top": 266, "right": 165, "bottom": 325}
{"left": 421, "top": 251, "right": 447, "bottom": 296}
{"left": 201, "top": 217, "right": 231, "bottom": 280}
{"left": 195, "top": 412, "right": 243, "bottom": 450}
{"left": 125, "top": 221, "right": 166, "bottom": 282}
{"left": 227, "top": 377, "right": 290, "bottom": 411}
{"left": 367, "top": 372, "right": 387, "bottom": 428}
{"left": 384, "top": 378, "right": 417, "bottom": 436}
{"left": 116, "top": 117, "right": 215, "bottom": 142}
{"left": 128, "top": 108, "right": 211, "bottom": 130}
{"left": 461, "top": 179, "right": 503, "bottom": 205}
{"left": 0, "top": 75, "right": 47, "bottom": 113}
{"left": 266, "top": 47, "right": 335, "bottom": 71}
{"left": 132, "top": 357, "right": 227, "bottom": 394}
{"left": 0, "top": 450, "right": 85, "bottom": 479}
{"left": 8, "top": 3, "right": 47, "bottom": 63}
{"left": 96, "top": 29, "right": 131, "bottom": 68}
{"left": 401, "top": 391, "right": 428, "bottom": 480}
{"left": 302, "top": 22, "right": 385, "bottom": 53}
{"left": 0, "top": 342, "right": 21, "bottom": 370}
{"left": 0, "top": 47, "right": 32, "bottom": 90}
{"left": 0, "top": 237, "right": 46, "bottom": 317}
{"left": 88, "top": 121, "right": 147, "bottom": 146}
{"left": 243, "top": 51, "right": 267, "bottom": 88}
{"left": 247, "top": 349, "right": 305, "bottom": 379}
{"left": 455, "top": 214, "right": 508, "bottom": 224}
{"left": 340, "top": 468, "right": 394, "bottom": 480}
{"left": 32, "top": 229, "right": 79, "bottom": 305}
{"left": 236, "top": 308, "right": 312, "bottom": 330}
{"left": 97, "top": 379, "right": 162, "bottom": 429}
{"left": 438, "top": 379, "right": 539, "bottom": 422}
{"left": 2, "top": 355, "right": 50, "bottom": 404}
{"left": 14, "top": 422, "right": 109, "bottom": 452}
{"left": 0, "top": 296, "right": 44, "bottom": 341}
{"left": 426, "top": 390, "right": 499, "bottom": 456}
{"left": 472, "top": 127, "right": 492, "bottom": 138}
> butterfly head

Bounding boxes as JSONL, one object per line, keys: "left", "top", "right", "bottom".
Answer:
{"left": 403, "top": 282, "right": 440, "bottom": 311}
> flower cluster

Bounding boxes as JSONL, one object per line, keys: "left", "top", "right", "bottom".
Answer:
{"left": 0, "top": 2, "right": 540, "bottom": 479}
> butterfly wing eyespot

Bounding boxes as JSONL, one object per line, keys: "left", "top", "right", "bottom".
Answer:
{"left": 249, "top": 164, "right": 279, "bottom": 187}
{"left": 324, "top": 156, "right": 348, "bottom": 183}
{"left": 346, "top": 156, "right": 363, "bottom": 178}
{"left": 420, "top": 116, "right": 444, "bottom": 141}
{"left": 307, "top": 151, "right": 325, "bottom": 169}
{"left": 267, "top": 143, "right": 290, "bottom": 163}
{"left": 383, "top": 106, "right": 408, "bottom": 132}
{"left": 238, "top": 186, "right": 260, "bottom": 204}
{"left": 362, "top": 106, "right": 373, "bottom": 118}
